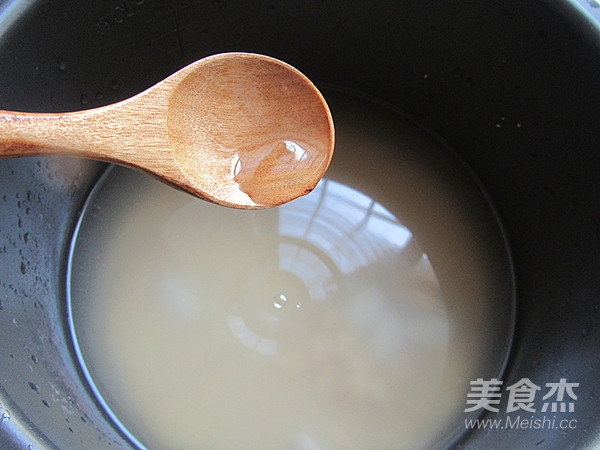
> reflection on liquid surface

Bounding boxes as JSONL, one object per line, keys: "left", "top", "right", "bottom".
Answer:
{"left": 225, "top": 177, "right": 445, "bottom": 374}
{"left": 68, "top": 91, "right": 514, "bottom": 450}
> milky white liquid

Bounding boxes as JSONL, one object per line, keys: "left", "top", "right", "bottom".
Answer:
{"left": 67, "top": 91, "right": 514, "bottom": 449}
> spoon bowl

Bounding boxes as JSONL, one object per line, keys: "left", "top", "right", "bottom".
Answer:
{"left": 0, "top": 53, "right": 335, "bottom": 208}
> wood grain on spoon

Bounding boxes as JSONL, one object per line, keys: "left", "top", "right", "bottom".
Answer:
{"left": 0, "top": 53, "right": 335, "bottom": 208}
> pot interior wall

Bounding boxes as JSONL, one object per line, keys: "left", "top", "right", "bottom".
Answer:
{"left": 1, "top": 1, "right": 600, "bottom": 448}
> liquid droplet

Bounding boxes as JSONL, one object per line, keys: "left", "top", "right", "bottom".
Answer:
{"left": 57, "top": 58, "right": 67, "bottom": 71}
{"left": 233, "top": 139, "right": 327, "bottom": 207}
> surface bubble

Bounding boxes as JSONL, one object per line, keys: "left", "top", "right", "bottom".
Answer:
{"left": 0, "top": 408, "right": 11, "bottom": 423}
{"left": 273, "top": 293, "right": 287, "bottom": 309}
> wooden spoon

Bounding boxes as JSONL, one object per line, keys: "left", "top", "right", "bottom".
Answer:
{"left": 0, "top": 53, "right": 334, "bottom": 208}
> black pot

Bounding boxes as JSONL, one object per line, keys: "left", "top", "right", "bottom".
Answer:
{"left": 1, "top": 1, "right": 599, "bottom": 448}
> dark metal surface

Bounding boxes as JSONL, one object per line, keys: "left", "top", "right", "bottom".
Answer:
{"left": 1, "top": 0, "right": 600, "bottom": 448}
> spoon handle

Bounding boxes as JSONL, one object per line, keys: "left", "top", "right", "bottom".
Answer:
{"left": 0, "top": 100, "right": 173, "bottom": 172}
{"left": 0, "top": 110, "right": 93, "bottom": 159}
